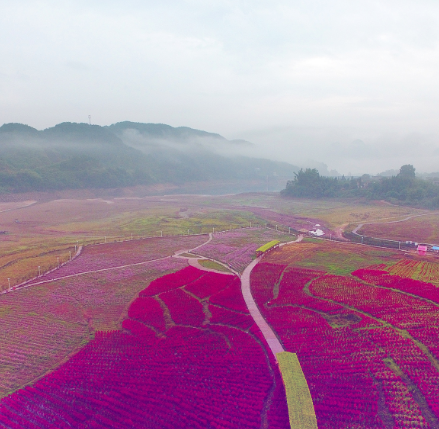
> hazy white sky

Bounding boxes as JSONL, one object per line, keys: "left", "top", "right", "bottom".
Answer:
{"left": 2, "top": 0, "right": 439, "bottom": 174}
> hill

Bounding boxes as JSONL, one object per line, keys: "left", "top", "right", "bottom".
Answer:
{"left": 0, "top": 122, "right": 299, "bottom": 193}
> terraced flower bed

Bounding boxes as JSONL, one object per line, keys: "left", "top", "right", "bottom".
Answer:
{"left": 0, "top": 267, "right": 290, "bottom": 428}
{"left": 195, "top": 228, "right": 292, "bottom": 273}
{"left": 251, "top": 243, "right": 439, "bottom": 428}
{"left": 26, "top": 235, "right": 207, "bottom": 283}
{"left": 0, "top": 257, "right": 187, "bottom": 399}
{"left": 386, "top": 259, "right": 439, "bottom": 285}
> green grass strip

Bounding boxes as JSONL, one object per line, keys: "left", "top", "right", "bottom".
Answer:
{"left": 197, "top": 259, "right": 231, "bottom": 273}
{"left": 256, "top": 240, "right": 280, "bottom": 253}
{"left": 276, "top": 352, "right": 318, "bottom": 429}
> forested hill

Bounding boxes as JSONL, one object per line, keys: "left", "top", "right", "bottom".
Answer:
{"left": 281, "top": 165, "right": 439, "bottom": 208}
{"left": 0, "top": 122, "right": 299, "bottom": 193}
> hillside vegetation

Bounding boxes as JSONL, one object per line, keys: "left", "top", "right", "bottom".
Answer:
{"left": 0, "top": 122, "right": 298, "bottom": 193}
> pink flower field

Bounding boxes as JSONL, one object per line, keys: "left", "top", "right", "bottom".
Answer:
{"left": 0, "top": 256, "right": 187, "bottom": 400}
{"left": 251, "top": 259, "right": 439, "bottom": 428}
{"left": 27, "top": 235, "right": 207, "bottom": 283}
{"left": 0, "top": 267, "right": 289, "bottom": 428}
{"left": 195, "top": 228, "right": 292, "bottom": 272}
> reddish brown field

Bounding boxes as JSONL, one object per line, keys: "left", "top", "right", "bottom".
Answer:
{"left": 358, "top": 214, "right": 439, "bottom": 244}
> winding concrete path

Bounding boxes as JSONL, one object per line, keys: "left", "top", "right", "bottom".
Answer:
{"left": 240, "top": 235, "right": 304, "bottom": 358}
{"left": 241, "top": 256, "right": 285, "bottom": 356}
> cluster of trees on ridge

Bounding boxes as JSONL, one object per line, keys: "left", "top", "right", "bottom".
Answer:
{"left": 281, "top": 165, "right": 439, "bottom": 208}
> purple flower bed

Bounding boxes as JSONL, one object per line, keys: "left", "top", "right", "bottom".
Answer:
{"left": 195, "top": 228, "right": 289, "bottom": 272}
{"left": 27, "top": 235, "right": 206, "bottom": 283}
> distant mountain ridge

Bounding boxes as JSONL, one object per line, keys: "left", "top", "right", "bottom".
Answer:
{"left": 0, "top": 121, "right": 298, "bottom": 193}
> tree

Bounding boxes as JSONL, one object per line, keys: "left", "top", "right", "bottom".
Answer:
{"left": 398, "top": 164, "right": 415, "bottom": 179}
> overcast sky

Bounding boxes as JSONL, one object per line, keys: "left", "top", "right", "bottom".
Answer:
{"left": 2, "top": 0, "right": 439, "bottom": 174}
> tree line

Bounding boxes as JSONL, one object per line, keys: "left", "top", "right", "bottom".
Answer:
{"left": 281, "top": 165, "right": 439, "bottom": 208}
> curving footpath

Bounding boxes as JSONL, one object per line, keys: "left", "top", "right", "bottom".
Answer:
{"left": 240, "top": 235, "right": 304, "bottom": 356}
{"left": 241, "top": 256, "right": 285, "bottom": 355}
{"left": 241, "top": 235, "right": 317, "bottom": 429}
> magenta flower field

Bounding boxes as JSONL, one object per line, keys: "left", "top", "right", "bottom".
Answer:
{"left": 251, "top": 260, "right": 439, "bottom": 428}
{"left": 0, "top": 267, "right": 289, "bottom": 428}
{"left": 0, "top": 255, "right": 187, "bottom": 400}
{"left": 195, "top": 228, "right": 292, "bottom": 272}
{"left": 27, "top": 235, "right": 207, "bottom": 283}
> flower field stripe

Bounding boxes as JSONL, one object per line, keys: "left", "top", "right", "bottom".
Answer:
{"left": 309, "top": 275, "right": 439, "bottom": 420}
{"left": 353, "top": 268, "right": 439, "bottom": 307}
{"left": 6, "top": 245, "right": 84, "bottom": 293}
{"left": 14, "top": 255, "right": 172, "bottom": 290}
{"left": 14, "top": 234, "right": 210, "bottom": 292}
{"left": 0, "top": 265, "right": 290, "bottom": 428}
{"left": 276, "top": 352, "right": 317, "bottom": 429}
{"left": 251, "top": 245, "right": 439, "bottom": 426}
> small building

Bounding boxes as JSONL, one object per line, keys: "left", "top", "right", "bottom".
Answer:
{"left": 417, "top": 244, "right": 428, "bottom": 255}
{"left": 256, "top": 240, "right": 280, "bottom": 257}
{"left": 432, "top": 246, "right": 439, "bottom": 253}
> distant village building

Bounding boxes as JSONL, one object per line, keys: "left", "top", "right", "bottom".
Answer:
{"left": 417, "top": 244, "right": 428, "bottom": 255}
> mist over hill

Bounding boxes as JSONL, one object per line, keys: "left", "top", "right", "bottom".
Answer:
{"left": 0, "top": 122, "right": 299, "bottom": 194}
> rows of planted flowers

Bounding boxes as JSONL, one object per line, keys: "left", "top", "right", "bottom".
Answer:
{"left": 243, "top": 206, "right": 332, "bottom": 235}
{"left": 0, "top": 266, "right": 290, "bottom": 428}
{"left": 27, "top": 235, "right": 207, "bottom": 283}
{"left": 195, "top": 228, "right": 291, "bottom": 273}
{"left": 251, "top": 260, "right": 439, "bottom": 428}
{"left": 0, "top": 257, "right": 187, "bottom": 400}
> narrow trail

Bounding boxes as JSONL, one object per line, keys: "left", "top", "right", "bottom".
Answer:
{"left": 3, "top": 255, "right": 172, "bottom": 292}
{"left": 352, "top": 212, "right": 430, "bottom": 235}
{"left": 240, "top": 235, "right": 304, "bottom": 358}
{"left": 241, "top": 257, "right": 284, "bottom": 356}
{"left": 175, "top": 233, "right": 305, "bottom": 359}
{"left": 3, "top": 234, "right": 214, "bottom": 295}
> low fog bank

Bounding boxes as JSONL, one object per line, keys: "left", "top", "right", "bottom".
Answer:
{"left": 235, "top": 126, "right": 439, "bottom": 177}
{"left": 0, "top": 121, "right": 299, "bottom": 194}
